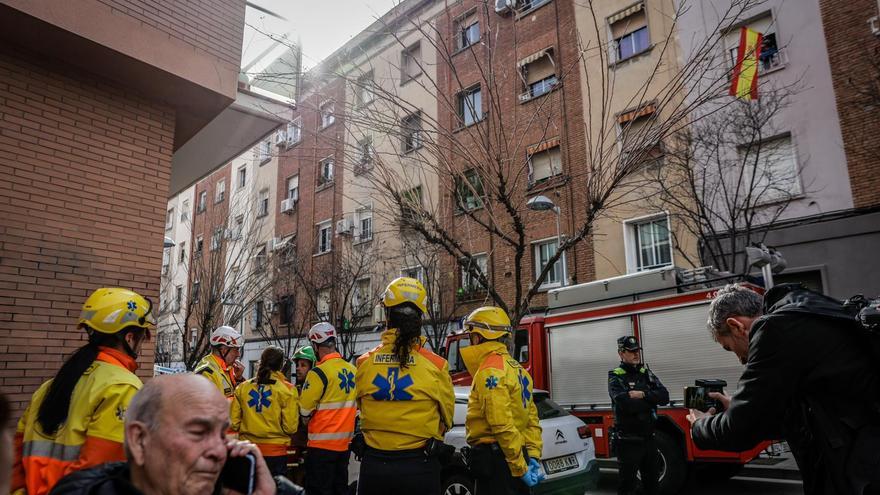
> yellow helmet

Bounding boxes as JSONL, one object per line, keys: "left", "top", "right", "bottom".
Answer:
{"left": 464, "top": 306, "right": 512, "bottom": 340}
{"left": 78, "top": 288, "right": 156, "bottom": 334}
{"left": 382, "top": 277, "right": 428, "bottom": 314}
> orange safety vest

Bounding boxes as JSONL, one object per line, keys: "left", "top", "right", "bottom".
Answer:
{"left": 11, "top": 347, "right": 142, "bottom": 495}
{"left": 298, "top": 352, "right": 357, "bottom": 452}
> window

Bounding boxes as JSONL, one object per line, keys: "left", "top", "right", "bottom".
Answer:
{"left": 237, "top": 167, "right": 247, "bottom": 189}
{"left": 534, "top": 238, "right": 565, "bottom": 289}
{"left": 460, "top": 253, "right": 488, "bottom": 293}
{"left": 519, "top": 52, "right": 558, "bottom": 101}
{"left": 609, "top": 4, "right": 649, "bottom": 62}
{"left": 458, "top": 86, "right": 482, "bottom": 127}
{"left": 357, "top": 72, "right": 375, "bottom": 107}
{"left": 232, "top": 216, "right": 244, "bottom": 240}
{"left": 401, "top": 112, "right": 423, "bottom": 153}
{"left": 211, "top": 227, "right": 223, "bottom": 251}
{"left": 400, "top": 186, "right": 423, "bottom": 224}
{"left": 317, "top": 289, "right": 331, "bottom": 321}
{"left": 320, "top": 101, "right": 335, "bottom": 128}
{"left": 195, "top": 236, "right": 203, "bottom": 258}
{"left": 257, "top": 140, "right": 271, "bottom": 163}
{"left": 727, "top": 14, "right": 784, "bottom": 72}
{"left": 401, "top": 266, "right": 425, "bottom": 284}
{"left": 174, "top": 285, "right": 183, "bottom": 312}
{"left": 527, "top": 140, "right": 562, "bottom": 185}
{"left": 191, "top": 280, "right": 200, "bottom": 302}
{"left": 352, "top": 278, "right": 371, "bottom": 316}
{"left": 455, "top": 12, "right": 480, "bottom": 51}
{"left": 455, "top": 169, "right": 485, "bottom": 211}
{"left": 279, "top": 295, "right": 294, "bottom": 325}
{"left": 254, "top": 244, "right": 267, "bottom": 271}
{"left": 178, "top": 241, "right": 186, "bottom": 264}
{"left": 318, "top": 157, "right": 334, "bottom": 185}
{"left": 401, "top": 42, "right": 422, "bottom": 83}
{"left": 198, "top": 191, "right": 207, "bottom": 213}
{"left": 180, "top": 200, "right": 189, "bottom": 222}
{"left": 257, "top": 189, "right": 269, "bottom": 217}
{"left": 287, "top": 118, "right": 302, "bottom": 146}
{"left": 356, "top": 206, "right": 373, "bottom": 242}
{"left": 215, "top": 180, "right": 225, "bottom": 203}
{"left": 286, "top": 175, "right": 299, "bottom": 201}
{"left": 519, "top": 0, "right": 550, "bottom": 12}
{"left": 626, "top": 215, "right": 672, "bottom": 272}
{"left": 252, "top": 301, "right": 264, "bottom": 329}
{"left": 740, "top": 134, "right": 800, "bottom": 203}
{"left": 317, "top": 221, "right": 332, "bottom": 254}
{"left": 617, "top": 103, "right": 662, "bottom": 165}
{"left": 165, "top": 208, "right": 174, "bottom": 230}
{"left": 355, "top": 136, "right": 373, "bottom": 172}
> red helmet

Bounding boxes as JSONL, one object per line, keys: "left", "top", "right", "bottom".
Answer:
{"left": 308, "top": 322, "right": 336, "bottom": 344}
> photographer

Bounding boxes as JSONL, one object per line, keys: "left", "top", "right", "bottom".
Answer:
{"left": 608, "top": 336, "right": 669, "bottom": 495}
{"left": 688, "top": 284, "right": 880, "bottom": 495}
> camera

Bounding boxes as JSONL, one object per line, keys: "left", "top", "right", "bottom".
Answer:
{"left": 684, "top": 379, "right": 727, "bottom": 412}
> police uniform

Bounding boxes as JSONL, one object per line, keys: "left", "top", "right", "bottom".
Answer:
{"left": 608, "top": 336, "right": 669, "bottom": 495}
{"left": 354, "top": 328, "right": 455, "bottom": 495}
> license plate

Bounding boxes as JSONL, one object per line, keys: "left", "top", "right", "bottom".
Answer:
{"left": 543, "top": 454, "right": 578, "bottom": 474}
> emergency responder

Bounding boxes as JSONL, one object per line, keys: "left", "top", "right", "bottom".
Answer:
{"left": 289, "top": 345, "right": 316, "bottom": 486}
{"left": 194, "top": 325, "right": 243, "bottom": 400}
{"left": 608, "top": 335, "right": 669, "bottom": 495}
{"left": 11, "top": 287, "right": 154, "bottom": 495}
{"left": 231, "top": 345, "right": 299, "bottom": 477}
{"left": 461, "top": 306, "right": 544, "bottom": 495}
{"left": 355, "top": 277, "right": 455, "bottom": 495}
{"left": 298, "top": 322, "right": 357, "bottom": 495}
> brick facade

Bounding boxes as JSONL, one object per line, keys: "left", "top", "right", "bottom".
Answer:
{"left": 818, "top": 0, "right": 880, "bottom": 208}
{"left": 0, "top": 48, "right": 174, "bottom": 414}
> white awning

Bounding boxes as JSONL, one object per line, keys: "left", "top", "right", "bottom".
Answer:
{"left": 517, "top": 47, "right": 553, "bottom": 68}
{"left": 608, "top": 2, "right": 644, "bottom": 25}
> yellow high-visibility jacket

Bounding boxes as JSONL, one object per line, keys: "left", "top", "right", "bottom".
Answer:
{"left": 194, "top": 353, "right": 236, "bottom": 399}
{"left": 299, "top": 352, "right": 357, "bottom": 452}
{"left": 461, "top": 341, "right": 542, "bottom": 477}
{"left": 355, "top": 329, "right": 455, "bottom": 451}
{"left": 12, "top": 347, "right": 142, "bottom": 495}
{"left": 231, "top": 371, "right": 299, "bottom": 457}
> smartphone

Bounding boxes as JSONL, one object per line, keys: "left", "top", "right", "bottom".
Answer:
{"left": 219, "top": 453, "right": 256, "bottom": 495}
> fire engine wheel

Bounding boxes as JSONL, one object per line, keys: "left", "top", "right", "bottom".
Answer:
{"left": 653, "top": 430, "right": 687, "bottom": 495}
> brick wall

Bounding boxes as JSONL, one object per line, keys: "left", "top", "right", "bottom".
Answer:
{"left": 96, "top": 0, "right": 245, "bottom": 68}
{"left": 818, "top": 0, "right": 880, "bottom": 208}
{"left": 0, "top": 47, "right": 174, "bottom": 415}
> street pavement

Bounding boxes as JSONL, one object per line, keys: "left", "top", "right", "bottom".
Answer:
{"left": 594, "top": 468, "right": 804, "bottom": 494}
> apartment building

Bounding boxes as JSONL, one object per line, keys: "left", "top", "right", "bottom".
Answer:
{"left": 0, "top": 0, "right": 246, "bottom": 413}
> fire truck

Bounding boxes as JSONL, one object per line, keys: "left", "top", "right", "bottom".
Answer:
{"left": 445, "top": 266, "right": 773, "bottom": 494}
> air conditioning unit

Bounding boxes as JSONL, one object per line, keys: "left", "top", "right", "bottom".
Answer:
{"left": 518, "top": 92, "right": 532, "bottom": 103}
{"left": 495, "top": 0, "right": 516, "bottom": 14}
{"left": 336, "top": 218, "right": 354, "bottom": 235}
{"left": 274, "top": 129, "right": 287, "bottom": 146}
{"left": 280, "top": 197, "right": 297, "bottom": 213}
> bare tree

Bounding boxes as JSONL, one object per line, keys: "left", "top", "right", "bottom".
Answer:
{"left": 328, "top": 0, "right": 768, "bottom": 324}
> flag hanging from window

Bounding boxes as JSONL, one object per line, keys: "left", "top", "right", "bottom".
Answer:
{"left": 729, "top": 27, "right": 763, "bottom": 100}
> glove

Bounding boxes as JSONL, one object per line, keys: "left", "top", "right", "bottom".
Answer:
{"left": 520, "top": 468, "right": 540, "bottom": 488}
{"left": 528, "top": 458, "right": 546, "bottom": 483}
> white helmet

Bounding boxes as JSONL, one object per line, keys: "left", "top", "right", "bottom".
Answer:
{"left": 308, "top": 322, "right": 337, "bottom": 344}
{"left": 210, "top": 326, "right": 243, "bottom": 348}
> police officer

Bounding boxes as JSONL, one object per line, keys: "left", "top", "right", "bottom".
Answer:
{"left": 355, "top": 277, "right": 455, "bottom": 495}
{"left": 461, "top": 307, "right": 544, "bottom": 495}
{"left": 608, "top": 335, "right": 669, "bottom": 495}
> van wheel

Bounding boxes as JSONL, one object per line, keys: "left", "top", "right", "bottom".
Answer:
{"left": 655, "top": 431, "right": 687, "bottom": 495}
{"left": 443, "top": 472, "right": 475, "bottom": 495}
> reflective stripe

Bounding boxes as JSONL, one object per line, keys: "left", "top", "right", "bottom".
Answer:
{"left": 22, "top": 440, "right": 81, "bottom": 462}
{"left": 315, "top": 401, "right": 356, "bottom": 411}
{"left": 300, "top": 408, "right": 314, "bottom": 416}
{"left": 308, "top": 432, "right": 354, "bottom": 441}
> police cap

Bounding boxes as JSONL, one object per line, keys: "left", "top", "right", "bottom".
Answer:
{"left": 617, "top": 335, "right": 641, "bottom": 352}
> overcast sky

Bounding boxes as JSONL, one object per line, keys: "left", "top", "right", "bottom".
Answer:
{"left": 243, "top": 0, "right": 400, "bottom": 72}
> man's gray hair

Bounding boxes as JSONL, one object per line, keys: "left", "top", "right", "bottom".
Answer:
{"left": 125, "top": 376, "right": 166, "bottom": 431}
{"left": 707, "top": 284, "right": 763, "bottom": 339}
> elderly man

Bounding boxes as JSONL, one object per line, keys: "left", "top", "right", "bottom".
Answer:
{"left": 48, "top": 374, "right": 279, "bottom": 495}
{"left": 688, "top": 284, "right": 880, "bottom": 495}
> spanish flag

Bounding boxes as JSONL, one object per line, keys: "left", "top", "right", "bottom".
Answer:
{"left": 729, "top": 27, "right": 763, "bottom": 100}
